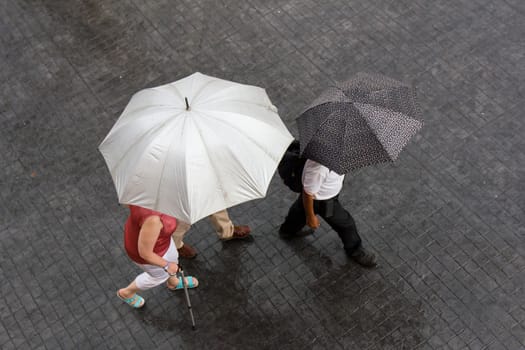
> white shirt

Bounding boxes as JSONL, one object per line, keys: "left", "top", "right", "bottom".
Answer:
{"left": 302, "top": 159, "right": 344, "bottom": 200}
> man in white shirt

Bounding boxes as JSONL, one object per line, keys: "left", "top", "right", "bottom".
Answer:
{"left": 279, "top": 159, "right": 377, "bottom": 267}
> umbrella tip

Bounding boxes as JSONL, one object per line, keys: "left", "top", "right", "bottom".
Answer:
{"left": 185, "top": 97, "right": 190, "bottom": 111}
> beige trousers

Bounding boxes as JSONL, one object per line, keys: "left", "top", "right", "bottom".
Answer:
{"left": 172, "top": 209, "right": 234, "bottom": 249}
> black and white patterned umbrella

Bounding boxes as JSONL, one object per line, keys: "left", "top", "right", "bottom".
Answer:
{"left": 297, "top": 72, "right": 423, "bottom": 174}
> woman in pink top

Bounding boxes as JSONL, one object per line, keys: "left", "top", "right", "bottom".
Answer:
{"left": 117, "top": 205, "right": 199, "bottom": 308}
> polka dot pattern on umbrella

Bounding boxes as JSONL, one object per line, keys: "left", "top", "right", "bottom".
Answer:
{"left": 297, "top": 72, "right": 423, "bottom": 174}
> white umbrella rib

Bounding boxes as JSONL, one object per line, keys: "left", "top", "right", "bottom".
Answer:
{"left": 190, "top": 110, "right": 231, "bottom": 204}
{"left": 189, "top": 78, "right": 219, "bottom": 104}
{"left": 199, "top": 98, "right": 275, "bottom": 115}
{"left": 110, "top": 110, "right": 186, "bottom": 175}
{"left": 167, "top": 80, "right": 224, "bottom": 108}
{"left": 204, "top": 110, "right": 286, "bottom": 163}
{"left": 195, "top": 84, "right": 239, "bottom": 105}
{"left": 167, "top": 84, "right": 185, "bottom": 104}
{"left": 152, "top": 112, "right": 189, "bottom": 210}
{"left": 107, "top": 105, "right": 180, "bottom": 135}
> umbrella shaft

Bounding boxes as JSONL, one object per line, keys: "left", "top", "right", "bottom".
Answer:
{"left": 179, "top": 269, "right": 196, "bottom": 327}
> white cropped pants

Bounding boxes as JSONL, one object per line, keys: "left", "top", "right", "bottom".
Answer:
{"left": 134, "top": 238, "right": 179, "bottom": 290}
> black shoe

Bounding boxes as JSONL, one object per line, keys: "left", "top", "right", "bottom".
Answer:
{"left": 349, "top": 247, "right": 377, "bottom": 268}
{"left": 279, "top": 227, "right": 314, "bottom": 239}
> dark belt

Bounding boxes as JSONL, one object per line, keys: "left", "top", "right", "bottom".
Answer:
{"left": 315, "top": 195, "right": 338, "bottom": 217}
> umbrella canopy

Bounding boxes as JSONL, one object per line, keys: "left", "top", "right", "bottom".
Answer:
{"left": 297, "top": 72, "right": 422, "bottom": 174}
{"left": 99, "top": 72, "right": 293, "bottom": 224}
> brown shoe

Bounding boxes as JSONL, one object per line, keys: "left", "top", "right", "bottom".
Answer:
{"left": 222, "top": 225, "right": 252, "bottom": 241}
{"left": 234, "top": 225, "right": 251, "bottom": 235}
{"left": 177, "top": 243, "right": 197, "bottom": 259}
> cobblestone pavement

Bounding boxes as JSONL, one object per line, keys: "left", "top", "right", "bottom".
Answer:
{"left": 1, "top": 0, "right": 525, "bottom": 349}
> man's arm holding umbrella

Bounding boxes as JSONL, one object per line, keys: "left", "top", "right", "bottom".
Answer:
{"left": 303, "top": 190, "right": 320, "bottom": 228}
{"left": 302, "top": 161, "right": 326, "bottom": 229}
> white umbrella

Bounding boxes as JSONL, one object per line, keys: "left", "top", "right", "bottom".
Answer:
{"left": 99, "top": 72, "right": 293, "bottom": 224}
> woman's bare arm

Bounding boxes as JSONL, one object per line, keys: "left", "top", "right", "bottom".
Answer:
{"left": 137, "top": 216, "right": 175, "bottom": 269}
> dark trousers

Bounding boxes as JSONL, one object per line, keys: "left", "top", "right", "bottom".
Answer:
{"left": 280, "top": 194, "right": 362, "bottom": 254}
